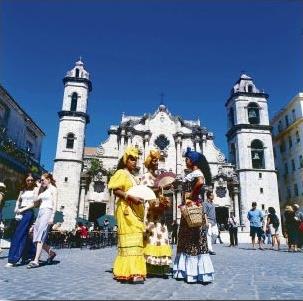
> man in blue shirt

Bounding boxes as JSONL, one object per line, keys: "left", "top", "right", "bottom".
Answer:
{"left": 203, "top": 191, "right": 218, "bottom": 255}
{"left": 247, "top": 202, "right": 264, "bottom": 250}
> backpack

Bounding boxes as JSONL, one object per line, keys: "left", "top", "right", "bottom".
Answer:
{"left": 271, "top": 214, "right": 280, "bottom": 229}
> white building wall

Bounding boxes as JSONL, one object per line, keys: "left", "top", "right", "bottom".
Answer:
{"left": 53, "top": 161, "right": 82, "bottom": 229}
{"left": 55, "top": 118, "right": 86, "bottom": 161}
{"left": 62, "top": 83, "right": 89, "bottom": 113}
{"left": 271, "top": 93, "right": 303, "bottom": 210}
{"left": 239, "top": 171, "right": 280, "bottom": 228}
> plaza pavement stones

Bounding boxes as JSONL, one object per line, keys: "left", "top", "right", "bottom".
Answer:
{"left": 0, "top": 243, "right": 302, "bottom": 300}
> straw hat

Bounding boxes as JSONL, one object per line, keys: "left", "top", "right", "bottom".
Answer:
{"left": 0, "top": 182, "right": 6, "bottom": 188}
{"left": 285, "top": 205, "right": 293, "bottom": 212}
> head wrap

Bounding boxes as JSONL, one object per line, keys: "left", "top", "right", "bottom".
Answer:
{"left": 123, "top": 146, "right": 139, "bottom": 164}
{"left": 144, "top": 149, "right": 161, "bottom": 168}
{"left": 184, "top": 147, "right": 203, "bottom": 164}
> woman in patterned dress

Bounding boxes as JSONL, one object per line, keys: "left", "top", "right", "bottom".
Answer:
{"left": 140, "top": 149, "right": 172, "bottom": 278}
{"left": 108, "top": 146, "right": 146, "bottom": 284}
{"left": 173, "top": 147, "right": 214, "bottom": 283}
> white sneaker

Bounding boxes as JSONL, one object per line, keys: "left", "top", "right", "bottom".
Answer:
{"left": 5, "top": 263, "right": 15, "bottom": 268}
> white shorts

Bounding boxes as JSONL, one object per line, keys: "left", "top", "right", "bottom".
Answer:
{"left": 269, "top": 224, "right": 280, "bottom": 236}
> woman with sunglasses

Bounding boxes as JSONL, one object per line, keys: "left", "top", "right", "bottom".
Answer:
{"left": 5, "top": 173, "right": 37, "bottom": 267}
{"left": 26, "top": 173, "right": 57, "bottom": 268}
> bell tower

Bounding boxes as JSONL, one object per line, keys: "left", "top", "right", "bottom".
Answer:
{"left": 53, "top": 59, "right": 92, "bottom": 231}
{"left": 226, "top": 73, "right": 280, "bottom": 229}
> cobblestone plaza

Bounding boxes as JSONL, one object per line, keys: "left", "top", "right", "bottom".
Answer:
{"left": 0, "top": 243, "right": 302, "bottom": 300}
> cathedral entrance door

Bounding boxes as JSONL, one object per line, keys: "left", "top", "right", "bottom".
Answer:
{"left": 215, "top": 206, "right": 229, "bottom": 231}
{"left": 89, "top": 202, "right": 106, "bottom": 225}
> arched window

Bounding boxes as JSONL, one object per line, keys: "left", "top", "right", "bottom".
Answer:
{"left": 228, "top": 107, "right": 235, "bottom": 127}
{"left": 247, "top": 85, "right": 253, "bottom": 93}
{"left": 71, "top": 93, "right": 78, "bottom": 111}
{"left": 251, "top": 139, "right": 265, "bottom": 169}
{"left": 75, "top": 68, "right": 79, "bottom": 78}
{"left": 247, "top": 102, "right": 260, "bottom": 125}
{"left": 66, "top": 133, "right": 75, "bottom": 149}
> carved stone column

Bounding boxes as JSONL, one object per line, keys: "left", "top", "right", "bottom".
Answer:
{"left": 175, "top": 183, "right": 183, "bottom": 222}
{"left": 175, "top": 134, "right": 182, "bottom": 175}
{"left": 78, "top": 173, "right": 89, "bottom": 219}
{"left": 127, "top": 131, "right": 132, "bottom": 146}
{"left": 233, "top": 186, "right": 240, "bottom": 224}
{"left": 173, "top": 191, "right": 177, "bottom": 221}
{"left": 201, "top": 134, "right": 207, "bottom": 154}
{"left": 78, "top": 183, "right": 86, "bottom": 218}
{"left": 143, "top": 134, "right": 150, "bottom": 174}
{"left": 119, "top": 129, "right": 126, "bottom": 157}
{"left": 194, "top": 135, "right": 201, "bottom": 152}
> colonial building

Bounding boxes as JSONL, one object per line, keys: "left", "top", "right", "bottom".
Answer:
{"left": 0, "top": 84, "right": 45, "bottom": 199}
{"left": 81, "top": 104, "right": 240, "bottom": 227}
{"left": 271, "top": 93, "right": 303, "bottom": 212}
{"left": 53, "top": 62, "right": 280, "bottom": 236}
{"left": 53, "top": 59, "right": 92, "bottom": 231}
{"left": 226, "top": 74, "right": 281, "bottom": 228}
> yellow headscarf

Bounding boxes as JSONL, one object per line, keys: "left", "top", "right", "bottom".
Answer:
{"left": 144, "top": 149, "right": 161, "bottom": 168}
{"left": 123, "top": 146, "right": 139, "bottom": 164}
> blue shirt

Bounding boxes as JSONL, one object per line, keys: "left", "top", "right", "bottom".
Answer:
{"left": 203, "top": 201, "right": 217, "bottom": 225}
{"left": 247, "top": 209, "right": 263, "bottom": 228}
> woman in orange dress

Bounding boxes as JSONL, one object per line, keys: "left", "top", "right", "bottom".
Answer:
{"left": 140, "top": 149, "right": 172, "bottom": 278}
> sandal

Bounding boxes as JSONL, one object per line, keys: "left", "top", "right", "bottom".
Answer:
{"left": 27, "top": 261, "right": 39, "bottom": 269}
{"left": 47, "top": 252, "right": 56, "bottom": 264}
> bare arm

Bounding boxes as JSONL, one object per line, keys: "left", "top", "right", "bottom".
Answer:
{"left": 266, "top": 216, "right": 271, "bottom": 227}
{"left": 48, "top": 186, "right": 58, "bottom": 224}
{"left": 113, "top": 188, "right": 143, "bottom": 205}
{"left": 14, "top": 191, "right": 22, "bottom": 213}
{"left": 0, "top": 193, "right": 4, "bottom": 207}
{"left": 189, "top": 176, "right": 204, "bottom": 200}
{"left": 204, "top": 213, "right": 209, "bottom": 228}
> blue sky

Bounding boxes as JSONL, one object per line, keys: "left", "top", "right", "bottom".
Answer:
{"left": 1, "top": 0, "right": 302, "bottom": 171}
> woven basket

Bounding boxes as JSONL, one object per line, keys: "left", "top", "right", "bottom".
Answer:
{"left": 181, "top": 204, "right": 203, "bottom": 228}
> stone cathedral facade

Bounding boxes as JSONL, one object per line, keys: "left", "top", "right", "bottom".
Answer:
{"left": 53, "top": 60, "right": 280, "bottom": 234}
{"left": 81, "top": 106, "right": 240, "bottom": 228}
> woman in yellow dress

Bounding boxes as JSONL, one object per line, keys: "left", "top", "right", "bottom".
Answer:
{"left": 108, "top": 146, "right": 146, "bottom": 284}
{"left": 140, "top": 149, "right": 172, "bottom": 278}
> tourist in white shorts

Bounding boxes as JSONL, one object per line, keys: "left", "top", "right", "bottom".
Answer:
{"left": 266, "top": 207, "right": 281, "bottom": 251}
{"left": 26, "top": 173, "right": 58, "bottom": 268}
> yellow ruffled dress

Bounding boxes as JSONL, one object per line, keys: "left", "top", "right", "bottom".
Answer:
{"left": 108, "top": 169, "right": 146, "bottom": 280}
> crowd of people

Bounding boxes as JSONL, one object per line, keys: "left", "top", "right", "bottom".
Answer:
{"left": 1, "top": 145, "right": 303, "bottom": 285}
{"left": 228, "top": 201, "right": 303, "bottom": 252}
